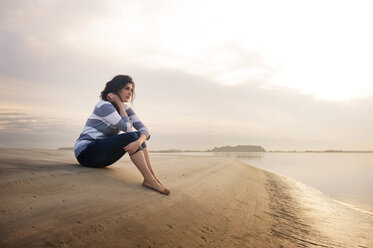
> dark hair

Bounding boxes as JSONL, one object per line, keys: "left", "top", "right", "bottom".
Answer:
{"left": 100, "top": 75, "right": 135, "bottom": 112}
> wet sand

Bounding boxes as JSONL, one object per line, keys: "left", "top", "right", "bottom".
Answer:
{"left": 0, "top": 148, "right": 372, "bottom": 248}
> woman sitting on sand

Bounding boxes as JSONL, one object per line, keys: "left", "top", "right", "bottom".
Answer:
{"left": 74, "top": 75, "right": 170, "bottom": 195}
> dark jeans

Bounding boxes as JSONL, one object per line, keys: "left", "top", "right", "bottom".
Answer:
{"left": 77, "top": 131, "right": 147, "bottom": 168}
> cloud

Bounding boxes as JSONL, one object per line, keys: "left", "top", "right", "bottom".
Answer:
{"left": 130, "top": 67, "right": 373, "bottom": 150}
{"left": 1, "top": 49, "right": 373, "bottom": 150}
{"left": 1, "top": 64, "right": 373, "bottom": 150}
{"left": 0, "top": 0, "right": 277, "bottom": 88}
{"left": 0, "top": 110, "right": 59, "bottom": 131}
{"left": 1, "top": 1, "right": 372, "bottom": 150}
{"left": 182, "top": 42, "right": 277, "bottom": 85}
{"left": 0, "top": 0, "right": 126, "bottom": 85}
{"left": 0, "top": 108, "right": 80, "bottom": 148}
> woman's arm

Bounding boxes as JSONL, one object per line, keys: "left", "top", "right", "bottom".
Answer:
{"left": 107, "top": 93, "right": 127, "bottom": 117}
{"left": 125, "top": 106, "right": 150, "bottom": 140}
{"left": 94, "top": 93, "right": 132, "bottom": 132}
{"left": 122, "top": 107, "right": 150, "bottom": 154}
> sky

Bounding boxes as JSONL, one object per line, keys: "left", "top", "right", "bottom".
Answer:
{"left": 0, "top": 0, "right": 373, "bottom": 151}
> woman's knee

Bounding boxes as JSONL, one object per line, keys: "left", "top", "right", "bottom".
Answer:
{"left": 120, "top": 132, "right": 140, "bottom": 143}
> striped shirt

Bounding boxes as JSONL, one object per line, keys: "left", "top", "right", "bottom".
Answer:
{"left": 74, "top": 100, "right": 150, "bottom": 158}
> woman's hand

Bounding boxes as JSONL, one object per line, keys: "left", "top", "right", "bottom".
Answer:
{"left": 107, "top": 93, "right": 122, "bottom": 104}
{"left": 108, "top": 93, "right": 127, "bottom": 116}
{"left": 124, "top": 140, "right": 141, "bottom": 154}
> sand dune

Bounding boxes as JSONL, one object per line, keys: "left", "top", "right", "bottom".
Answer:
{"left": 0, "top": 148, "right": 372, "bottom": 248}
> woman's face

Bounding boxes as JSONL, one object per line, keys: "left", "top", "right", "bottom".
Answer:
{"left": 117, "top": 83, "right": 133, "bottom": 102}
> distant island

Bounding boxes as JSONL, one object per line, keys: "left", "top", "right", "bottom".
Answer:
{"left": 305, "top": 150, "right": 373, "bottom": 153}
{"left": 206, "top": 145, "right": 266, "bottom": 152}
{"left": 58, "top": 147, "right": 74, "bottom": 150}
{"left": 150, "top": 145, "right": 266, "bottom": 153}
{"left": 268, "top": 150, "right": 373, "bottom": 153}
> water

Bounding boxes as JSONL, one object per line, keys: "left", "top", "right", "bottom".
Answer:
{"left": 238, "top": 152, "right": 373, "bottom": 213}
{"left": 154, "top": 152, "right": 373, "bottom": 213}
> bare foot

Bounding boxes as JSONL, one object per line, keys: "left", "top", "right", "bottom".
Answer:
{"left": 154, "top": 177, "right": 165, "bottom": 187}
{"left": 142, "top": 179, "right": 170, "bottom": 195}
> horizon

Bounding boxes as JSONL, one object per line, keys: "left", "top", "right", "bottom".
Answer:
{"left": 1, "top": 0, "right": 373, "bottom": 151}
{"left": 2, "top": 145, "right": 372, "bottom": 153}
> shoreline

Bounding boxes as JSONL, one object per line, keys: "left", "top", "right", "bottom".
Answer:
{"left": 333, "top": 199, "right": 373, "bottom": 216}
{"left": 241, "top": 160, "right": 373, "bottom": 216}
{"left": 153, "top": 151, "right": 373, "bottom": 214}
{"left": 1, "top": 148, "right": 372, "bottom": 247}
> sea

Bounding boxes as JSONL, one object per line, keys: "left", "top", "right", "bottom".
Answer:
{"left": 154, "top": 152, "right": 373, "bottom": 213}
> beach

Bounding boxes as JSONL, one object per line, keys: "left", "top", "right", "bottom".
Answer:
{"left": 0, "top": 148, "right": 372, "bottom": 248}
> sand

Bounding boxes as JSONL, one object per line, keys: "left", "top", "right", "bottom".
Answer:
{"left": 0, "top": 148, "right": 372, "bottom": 248}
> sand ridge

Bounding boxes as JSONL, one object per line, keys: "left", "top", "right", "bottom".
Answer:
{"left": 0, "top": 148, "right": 372, "bottom": 247}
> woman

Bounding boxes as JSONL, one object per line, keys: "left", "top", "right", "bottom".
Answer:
{"left": 74, "top": 75, "right": 170, "bottom": 195}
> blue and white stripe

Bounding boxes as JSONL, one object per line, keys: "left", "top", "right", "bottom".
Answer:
{"left": 74, "top": 100, "right": 150, "bottom": 157}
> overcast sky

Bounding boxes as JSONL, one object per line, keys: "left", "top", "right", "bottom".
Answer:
{"left": 1, "top": 0, "right": 373, "bottom": 151}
